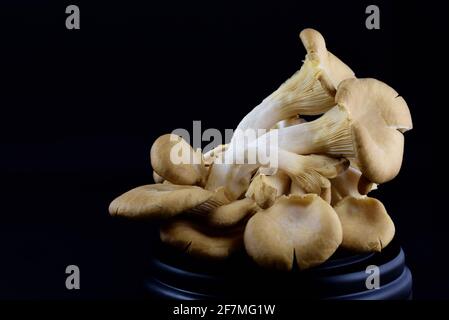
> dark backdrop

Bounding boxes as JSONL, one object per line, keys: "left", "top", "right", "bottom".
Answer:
{"left": 0, "top": 0, "right": 443, "bottom": 299}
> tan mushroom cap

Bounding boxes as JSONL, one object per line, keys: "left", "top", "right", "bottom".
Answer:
{"left": 336, "top": 78, "right": 413, "bottom": 183}
{"left": 244, "top": 194, "right": 342, "bottom": 271}
{"left": 300, "top": 28, "right": 355, "bottom": 94}
{"left": 160, "top": 218, "right": 244, "bottom": 260}
{"left": 245, "top": 170, "right": 291, "bottom": 209}
{"left": 150, "top": 134, "right": 208, "bottom": 186}
{"left": 334, "top": 196, "right": 395, "bottom": 252}
{"left": 109, "top": 184, "right": 214, "bottom": 220}
{"left": 206, "top": 198, "right": 259, "bottom": 228}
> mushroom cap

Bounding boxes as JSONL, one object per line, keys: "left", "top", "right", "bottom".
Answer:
{"left": 245, "top": 170, "right": 291, "bottom": 209}
{"left": 150, "top": 134, "right": 208, "bottom": 186}
{"left": 244, "top": 194, "right": 342, "bottom": 270}
{"left": 160, "top": 218, "right": 244, "bottom": 260}
{"left": 300, "top": 28, "right": 355, "bottom": 92}
{"left": 109, "top": 184, "right": 214, "bottom": 219}
{"left": 334, "top": 196, "right": 395, "bottom": 252}
{"left": 336, "top": 78, "right": 413, "bottom": 183}
{"left": 206, "top": 198, "right": 259, "bottom": 228}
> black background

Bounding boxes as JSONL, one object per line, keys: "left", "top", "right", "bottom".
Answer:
{"left": 0, "top": 0, "right": 444, "bottom": 299}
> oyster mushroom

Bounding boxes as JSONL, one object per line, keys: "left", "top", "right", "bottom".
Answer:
{"left": 150, "top": 134, "right": 208, "bottom": 186}
{"left": 270, "top": 78, "right": 412, "bottom": 184}
{"left": 244, "top": 194, "right": 342, "bottom": 270}
{"left": 336, "top": 78, "right": 412, "bottom": 183}
{"left": 334, "top": 196, "right": 395, "bottom": 252}
{"left": 160, "top": 218, "right": 244, "bottom": 260}
{"left": 109, "top": 184, "right": 214, "bottom": 219}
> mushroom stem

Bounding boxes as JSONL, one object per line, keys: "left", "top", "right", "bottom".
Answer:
{"left": 109, "top": 184, "right": 214, "bottom": 220}
{"left": 235, "top": 59, "right": 335, "bottom": 136}
{"left": 275, "top": 105, "right": 355, "bottom": 157}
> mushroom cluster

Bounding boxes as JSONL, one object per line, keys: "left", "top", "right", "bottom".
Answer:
{"left": 109, "top": 28, "right": 412, "bottom": 271}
